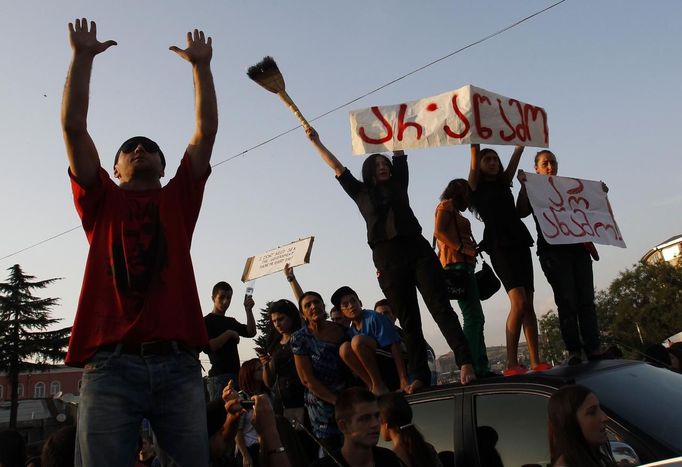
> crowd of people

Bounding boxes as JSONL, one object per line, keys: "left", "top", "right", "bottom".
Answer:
{"left": 2, "top": 17, "right": 673, "bottom": 467}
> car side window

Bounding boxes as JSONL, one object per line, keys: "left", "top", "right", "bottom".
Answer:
{"left": 475, "top": 393, "right": 550, "bottom": 467}
{"left": 410, "top": 398, "right": 456, "bottom": 458}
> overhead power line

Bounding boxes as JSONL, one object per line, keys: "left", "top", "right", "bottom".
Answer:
{"left": 1, "top": 0, "right": 567, "bottom": 262}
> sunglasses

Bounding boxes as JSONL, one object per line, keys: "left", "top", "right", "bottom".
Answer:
{"left": 119, "top": 137, "right": 160, "bottom": 154}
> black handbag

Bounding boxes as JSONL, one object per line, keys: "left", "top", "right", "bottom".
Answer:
{"left": 475, "top": 258, "right": 501, "bottom": 300}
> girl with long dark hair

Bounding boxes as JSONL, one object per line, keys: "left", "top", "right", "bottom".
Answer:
{"left": 548, "top": 385, "right": 616, "bottom": 467}
{"left": 261, "top": 299, "right": 304, "bottom": 414}
{"left": 304, "top": 127, "right": 474, "bottom": 389}
{"left": 468, "top": 144, "right": 549, "bottom": 375}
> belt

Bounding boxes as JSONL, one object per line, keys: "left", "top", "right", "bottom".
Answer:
{"left": 99, "top": 340, "right": 191, "bottom": 358}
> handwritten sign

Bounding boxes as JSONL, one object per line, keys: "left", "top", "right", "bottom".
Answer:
{"left": 241, "top": 237, "right": 314, "bottom": 282}
{"left": 524, "top": 173, "right": 625, "bottom": 248}
{"left": 349, "top": 85, "right": 548, "bottom": 155}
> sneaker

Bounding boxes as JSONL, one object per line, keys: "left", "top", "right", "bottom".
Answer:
{"left": 503, "top": 365, "right": 528, "bottom": 376}
{"left": 531, "top": 362, "right": 553, "bottom": 372}
{"left": 566, "top": 351, "right": 583, "bottom": 366}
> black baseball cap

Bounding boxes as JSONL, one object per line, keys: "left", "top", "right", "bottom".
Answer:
{"left": 331, "top": 286, "right": 359, "bottom": 308}
{"left": 114, "top": 136, "right": 166, "bottom": 169}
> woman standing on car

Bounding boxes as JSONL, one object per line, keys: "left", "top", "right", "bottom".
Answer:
{"left": 468, "top": 144, "right": 549, "bottom": 376}
{"left": 304, "top": 126, "right": 474, "bottom": 389}
{"left": 548, "top": 385, "right": 617, "bottom": 467}
{"left": 517, "top": 150, "right": 609, "bottom": 365}
{"left": 434, "top": 178, "right": 491, "bottom": 377}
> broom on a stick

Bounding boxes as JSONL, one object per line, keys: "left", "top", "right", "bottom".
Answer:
{"left": 247, "top": 56, "right": 311, "bottom": 131}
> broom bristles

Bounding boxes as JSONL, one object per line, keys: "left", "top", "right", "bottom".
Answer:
{"left": 247, "top": 56, "right": 285, "bottom": 94}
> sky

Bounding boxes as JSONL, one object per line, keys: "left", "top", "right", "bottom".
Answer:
{"left": 1, "top": 1, "right": 681, "bottom": 370}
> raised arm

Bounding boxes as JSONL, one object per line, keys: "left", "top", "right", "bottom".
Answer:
{"left": 468, "top": 144, "right": 481, "bottom": 191}
{"left": 243, "top": 295, "right": 257, "bottom": 337}
{"left": 516, "top": 170, "right": 532, "bottom": 218}
{"left": 283, "top": 263, "right": 303, "bottom": 303}
{"left": 61, "top": 18, "right": 117, "bottom": 188}
{"left": 503, "top": 145, "right": 525, "bottom": 184}
{"left": 170, "top": 29, "right": 218, "bottom": 179}
{"left": 305, "top": 127, "right": 344, "bottom": 177}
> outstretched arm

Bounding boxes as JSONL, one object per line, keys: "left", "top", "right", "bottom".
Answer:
{"left": 305, "top": 127, "right": 344, "bottom": 177}
{"left": 170, "top": 29, "right": 218, "bottom": 179}
{"left": 504, "top": 145, "right": 524, "bottom": 184}
{"left": 468, "top": 144, "right": 481, "bottom": 191}
{"left": 61, "top": 18, "right": 117, "bottom": 188}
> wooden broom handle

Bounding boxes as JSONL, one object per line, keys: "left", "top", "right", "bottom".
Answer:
{"left": 278, "top": 90, "right": 311, "bottom": 130}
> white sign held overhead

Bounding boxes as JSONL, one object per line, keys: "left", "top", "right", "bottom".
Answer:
{"left": 241, "top": 237, "right": 315, "bottom": 282}
{"left": 523, "top": 173, "right": 625, "bottom": 248}
{"left": 349, "top": 84, "right": 549, "bottom": 155}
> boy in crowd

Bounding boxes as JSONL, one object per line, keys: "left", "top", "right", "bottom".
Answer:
{"left": 375, "top": 299, "right": 438, "bottom": 386}
{"left": 333, "top": 287, "right": 410, "bottom": 395}
{"left": 204, "top": 282, "right": 256, "bottom": 400}
{"left": 312, "top": 387, "right": 401, "bottom": 467}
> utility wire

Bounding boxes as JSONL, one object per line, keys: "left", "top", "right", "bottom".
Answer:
{"left": 1, "top": 0, "right": 567, "bottom": 262}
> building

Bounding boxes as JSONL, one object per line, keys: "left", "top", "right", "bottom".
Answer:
{"left": 641, "top": 234, "right": 682, "bottom": 266}
{"left": 0, "top": 366, "right": 82, "bottom": 401}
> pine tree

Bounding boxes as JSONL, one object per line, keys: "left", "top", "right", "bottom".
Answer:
{"left": 254, "top": 301, "right": 274, "bottom": 355}
{"left": 0, "top": 264, "right": 71, "bottom": 428}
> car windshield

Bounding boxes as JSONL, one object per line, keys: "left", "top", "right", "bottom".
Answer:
{"left": 580, "top": 364, "right": 682, "bottom": 452}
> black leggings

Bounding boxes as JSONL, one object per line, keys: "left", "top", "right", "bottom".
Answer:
{"left": 372, "top": 235, "right": 472, "bottom": 383}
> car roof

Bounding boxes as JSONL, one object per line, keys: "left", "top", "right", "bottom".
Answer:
{"left": 407, "top": 359, "right": 647, "bottom": 399}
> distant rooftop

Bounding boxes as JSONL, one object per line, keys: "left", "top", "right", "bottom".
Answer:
{"left": 641, "top": 234, "right": 682, "bottom": 266}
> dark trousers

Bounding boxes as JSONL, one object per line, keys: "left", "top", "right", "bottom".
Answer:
{"left": 539, "top": 246, "right": 600, "bottom": 353}
{"left": 372, "top": 236, "right": 472, "bottom": 384}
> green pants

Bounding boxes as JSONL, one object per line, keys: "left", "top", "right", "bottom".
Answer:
{"left": 446, "top": 263, "right": 490, "bottom": 376}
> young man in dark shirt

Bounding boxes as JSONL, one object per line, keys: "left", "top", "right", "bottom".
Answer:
{"left": 204, "top": 281, "right": 256, "bottom": 400}
{"left": 312, "top": 387, "right": 401, "bottom": 467}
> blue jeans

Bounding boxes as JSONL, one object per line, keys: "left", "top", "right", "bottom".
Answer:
{"left": 206, "top": 373, "right": 238, "bottom": 401}
{"left": 75, "top": 347, "right": 208, "bottom": 467}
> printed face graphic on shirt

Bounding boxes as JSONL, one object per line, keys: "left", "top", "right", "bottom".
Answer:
{"left": 110, "top": 197, "right": 168, "bottom": 316}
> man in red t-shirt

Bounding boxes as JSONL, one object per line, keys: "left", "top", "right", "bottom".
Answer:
{"left": 61, "top": 18, "right": 217, "bottom": 467}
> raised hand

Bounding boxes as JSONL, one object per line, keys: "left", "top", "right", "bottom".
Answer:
{"left": 68, "top": 18, "right": 116, "bottom": 56}
{"left": 169, "top": 29, "right": 212, "bottom": 65}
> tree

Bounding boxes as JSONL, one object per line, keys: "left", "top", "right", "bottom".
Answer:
{"left": 595, "top": 261, "right": 682, "bottom": 359}
{"left": 538, "top": 309, "right": 565, "bottom": 366}
{"left": 253, "top": 301, "right": 274, "bottom": 356}
{"left": 0, "top": 264, "right": 71, "bottom": 428}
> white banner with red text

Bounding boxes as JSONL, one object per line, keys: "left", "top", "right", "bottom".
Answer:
{"left": 349, "top": 85, "right": 549, "bottom": 155}
{"left": 524, "top": 173, "right": 625, "bottom": 248}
